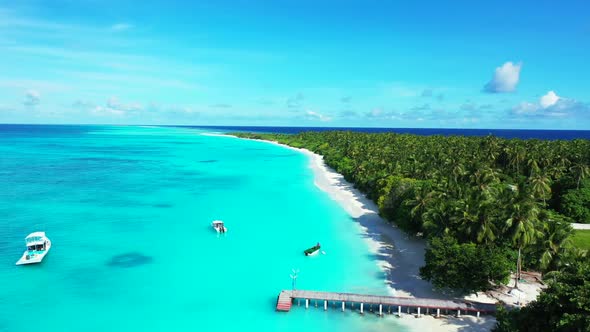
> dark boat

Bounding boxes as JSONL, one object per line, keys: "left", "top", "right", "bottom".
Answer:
{"left": 304, "top": 243, "right": 321, "bottom": 256}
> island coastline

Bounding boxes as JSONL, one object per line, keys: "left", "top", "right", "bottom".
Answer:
{"left": 208, "top": 132, "right": 499, "bottom": 332}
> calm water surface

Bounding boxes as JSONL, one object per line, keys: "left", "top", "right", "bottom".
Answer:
{"left": 0, "top": 125, "right": 402, "bottom": 332}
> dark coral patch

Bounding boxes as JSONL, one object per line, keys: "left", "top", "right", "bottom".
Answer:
{"left": 152, "top": 203, "right": 173, "bottom": 208}
{"left": 107, "top": 252, "right": 153, "bottom": 268}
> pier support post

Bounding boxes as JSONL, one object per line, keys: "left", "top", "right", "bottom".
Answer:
{"left": 407, "top": 307, "right": 410, "bottom": 314}
{"left": 457, "top": 309, "right": 461, "bottom": 318}
{"left": 426, "top": 308, "right": 429, "bottom": 315}
{"left": 398, "top": 306, "right": 401, "bottom": 317}
{"left": 298, "top": 299, "right": 300, "bottom": 306}
{"left": 324, "top": 300, "right": 327, "bottom": 311}
{"left": 437, "top": 309, "right": 440, "bottom": 318}
{"left": 342, "top": 302, "right": 345, "bottom": 312}
{"left": 315, "top": 300, "right": 317, "bottom": 308}
{"left": 370, "top": 304, "right": 373, "bottom": 313}
{"left": 305, "top": 299, "right": 309, "bottom": 309}
{"left": 360, "top": 303, "right": 364, "bottom": 315}
{"left": 477, "top": 311, "right": 480, "bottom": 318}
{"left": 417, "top": 307, "right": 421, "bottom": 317}
{"left": 379, "top": 304, "right": 383, "bottom": 317}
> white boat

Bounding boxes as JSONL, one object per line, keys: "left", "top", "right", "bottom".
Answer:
{"left": 16, "top": 232, "right": 52, "bottom": 265}
{"left": 212, "top": 220, "right": 227, "bottom": 233}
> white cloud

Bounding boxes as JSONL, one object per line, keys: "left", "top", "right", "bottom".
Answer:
{"left": 107, "top": 96, "right": 142, "bottom": 112}
{"left": 90, "top": 96, "right": 142, "bottom": 117}
{"left": 367, "top": 108, "right": 384, "bottom": 118}
{"left": 92, "top": 106, "right": 125, "bottom": 117}
{"left": 304, "top": 110, "right": 332, "bottom": 122}
{"left": 111, "top": 23, "right": 133, "bottom": 32}
{"left": 511, "top": 94, "right": 589, "bottom": 118}
{"left": 484, "top": 61, "right": 522, "bottom": 93}
{"left": 511, "top": 102, "right": 539, "bottom": 115}
{"left": 540, "top": 90, "right": 560, "bottom": 108}
{"left": 364, "top": 108, "right": 411, "bottom": 121}
{"left": 23, "top": 89, "right": 40, "bottom": 106}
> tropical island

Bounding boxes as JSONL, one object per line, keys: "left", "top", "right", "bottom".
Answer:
{"left": 233, "top": 131, "right": 590, "bottom": 331}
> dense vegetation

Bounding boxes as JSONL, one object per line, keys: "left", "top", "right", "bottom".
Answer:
{"left": 561, "top": 185, "right": 590, "bottom": 223}
{"left": 235, "top": 131, "right": 589, "bottom": 285}
{"left": 493, "top": 257, "right": 590, "bottom": 332}
{"left": 419, "top": 236, "right": 514, "bottom": 293}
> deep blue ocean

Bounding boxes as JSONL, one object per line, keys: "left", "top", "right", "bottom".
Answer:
{"left": 184, "top": 125, "right": 590, "bottom": 140}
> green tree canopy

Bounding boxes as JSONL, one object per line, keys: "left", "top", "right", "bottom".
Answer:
{"left": 419, "top": 236, "right": 513, "bottom": 294}
{"left": 561, "top": 180, "right": 590, "bottom": 223}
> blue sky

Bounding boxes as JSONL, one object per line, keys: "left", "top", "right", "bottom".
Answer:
{"left": 1, "top": 0, "right": 589, "bottom": 129}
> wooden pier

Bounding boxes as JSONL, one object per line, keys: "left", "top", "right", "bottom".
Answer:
{"left": 276, "top": 290, "right": 497, "bottom": 317}
{"left": 276, "top": 291, "right": 293, "bottom": 311}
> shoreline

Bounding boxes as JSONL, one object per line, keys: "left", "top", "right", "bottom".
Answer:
{"left": 211, "top": 133, "right": 497, "bottom": 332}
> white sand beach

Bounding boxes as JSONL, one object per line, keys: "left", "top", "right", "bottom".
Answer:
{"left": 221, "top": 133, "right": 545, "bottom": 332}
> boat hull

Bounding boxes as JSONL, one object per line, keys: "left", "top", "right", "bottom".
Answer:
{"left": 304, "top": 245, "right": 321, "bottom": 256}
{"left": 16, "top": 240, "right": 51, "bottom": 265}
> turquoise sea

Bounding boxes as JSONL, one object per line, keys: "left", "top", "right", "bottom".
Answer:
{"left": 0, "top": 125, "right": 402, "bottom": 332}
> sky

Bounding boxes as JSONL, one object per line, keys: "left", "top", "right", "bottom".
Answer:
{"left": 1, "top": 0, "right": 589, "bottom": 129}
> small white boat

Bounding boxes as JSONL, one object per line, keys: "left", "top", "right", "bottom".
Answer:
{"left": 212, "top": 220, "right": 227, "bottom": 233}
{"left": 16, "top": 232, "right": 52, "bottom": 265}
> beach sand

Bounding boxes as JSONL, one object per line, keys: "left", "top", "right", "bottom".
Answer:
{"left": 218, "top": 133, "right": 544, "bottom": 332}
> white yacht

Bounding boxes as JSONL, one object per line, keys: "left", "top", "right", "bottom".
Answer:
{"left": 16, "top": 232, "right": 52, "bottom": 265}
{"left": 212, "top": 220, "right": 227, "bottom": 233}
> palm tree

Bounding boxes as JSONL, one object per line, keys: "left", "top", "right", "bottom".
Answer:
{"left": 504, "top": 192, "right": 541, "bottom": 289}
{"left": 483, "top": 135, "right": 500, "bottom": 163}
{"left": 529, "top": 172, "right": 552, "bottom": 205}
{"left": 474, "top": 199, "right": 498, "bottom": 245}
{"left": 570, "top": 163, "right": 589, "bottom": 189}
{"left": 527, "top": 158, "right": 540, "bottom": 176}
{"left": 508, "top": 146, "right": 527, "bottom": 175}
{"left": 422, "top": 196, "right": 452, "bottom": 238}
{"left": 471, "top": 166, "right": 500, "bottom": 195}
{"left": 405, "top": 188, "right": 438, "bottom": 229}
{"left": 453, "top": 190, "right": 498, "bottom": 245}
{"left": 539, "top": 216, "right": 573, "bottom": 272}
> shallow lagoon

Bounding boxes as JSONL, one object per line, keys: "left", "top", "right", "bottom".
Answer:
{"left": 0, "top": 125, "right": 403, "bottom": 332}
